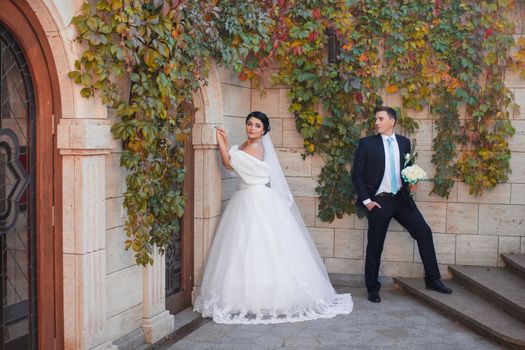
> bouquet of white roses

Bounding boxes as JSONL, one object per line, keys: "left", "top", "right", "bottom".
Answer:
{"left": 401, "top": 163, "right": 428, "bottom": 185}
{"left": 401, "top": 139, "right": 428, "bottom": 185}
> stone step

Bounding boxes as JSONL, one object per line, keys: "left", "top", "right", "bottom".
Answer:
{"left": 449, "top": 265, "right": 525, "bottom": 323}
{"left": 394, "top": 277, "right": 525, "bottom": 349}
{"left": 502, "top": 254, "right": 525, "bottom": 280}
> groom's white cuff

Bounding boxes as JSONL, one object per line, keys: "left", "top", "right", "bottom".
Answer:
{"left": 363, "top": 199, "right": 371, "bottom": 206}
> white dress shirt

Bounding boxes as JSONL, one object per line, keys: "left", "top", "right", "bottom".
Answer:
{"left": 362, "top": 133, "right": 402, "bottom": 206}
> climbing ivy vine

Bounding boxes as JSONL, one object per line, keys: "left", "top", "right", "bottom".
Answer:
{"left": 70, "top": 0, "right": 521, "bottom": 264}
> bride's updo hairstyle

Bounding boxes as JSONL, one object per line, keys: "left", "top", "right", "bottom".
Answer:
{"left": 246, "top": 111, "right": 270, "bottom": 135}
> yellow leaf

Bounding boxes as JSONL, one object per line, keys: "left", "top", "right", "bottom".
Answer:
{"left": 386, "top": 85, "right": 398, "bottom": 94}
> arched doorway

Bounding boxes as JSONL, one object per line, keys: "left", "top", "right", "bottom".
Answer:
{"left": 0, "top": 1, "right": 62, "bottom": 349}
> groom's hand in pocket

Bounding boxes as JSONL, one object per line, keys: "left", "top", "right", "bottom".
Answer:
{"left": 366, "top": 201, "right": 381, "bottom": 211}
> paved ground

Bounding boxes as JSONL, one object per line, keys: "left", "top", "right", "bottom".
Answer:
{"left": 165, "top": 285, "right": 502, "bottom": 350}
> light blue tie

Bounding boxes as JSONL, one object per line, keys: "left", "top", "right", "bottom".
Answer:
{"left": 387, "top": 137, "right": 398, "bottom": 194}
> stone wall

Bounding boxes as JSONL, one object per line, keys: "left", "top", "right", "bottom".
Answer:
{"left": 214, "top": 64, "right": 525, "bottom": 280}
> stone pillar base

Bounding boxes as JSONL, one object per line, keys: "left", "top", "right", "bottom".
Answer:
{"left": 91, "top": 340, "right": 117, "bottom": 350}
{"left": 141, "top": 310, "right": 175, "bottom": 344}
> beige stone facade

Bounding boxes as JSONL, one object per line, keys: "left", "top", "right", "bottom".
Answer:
{"left": 7, "top": 0, "right": 525, "bottom": 348}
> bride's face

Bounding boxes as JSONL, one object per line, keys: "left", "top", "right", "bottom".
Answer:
{"left": 245, "top": 117, "right": 265, "bottom": 140}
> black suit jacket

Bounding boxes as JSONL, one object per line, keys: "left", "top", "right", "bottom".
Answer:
{"left": 351, "top": 134, "right": 415, "bottom": 209}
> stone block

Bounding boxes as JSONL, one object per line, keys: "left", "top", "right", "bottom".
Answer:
{"left": 324, "top": 258, "right": 364, "bottom": 275}
{"left": 276, "top": 148, "right": 311, "bottom": 176}
{"left": 279, "top": 89, "right": 294, "bottom": 119}
{"left": 251, "top": 89, "right": 280, "bottom": 120}
{"left": 288, "top": 177, "right": 318, "bottom": 197}
{"left": 457, "top": 182, "right": 511, "bottom": 204}
{"left": 355, "top": 215, "right": 368, "bottom": 230}
{"left": 106, "top": 265, "right": 143, "bottom": 317}
{"left": 222, "top": 116, "right": 246, "bottom": 146}
{"left": 412, "top": 120, "right": 433, "bottom": 151}
{"left": 57, "top": 119, "right": 112, "bottom": 151}
{"left": 414, "top": 233, "right": 456, "bottom": 265}
{"left": 315, "top": 210, "right": 355, "bottom": 229}
{"left": 107, "top": 304, "right": 142, "bottom": 341}
{"left": 282, "top": 130, "right": 304, "bottom": 148}
{"left": 446, "top": 203, "right": 478, "bottom": 234}
{"left": 221, "top": 84, "right": 250, "bottom": 117}
{"left": 509, "top": 152, "right": 525, "bottom": 183}
{"left": 509, "top": 120, "right": 525, "bottom": 152}
{"left": 218, "top": 66, "right": 250, "bottom": 87}
{"left": 379, "top": 261, "right": 423, "bottom": 278}
{"left": 381, "top": 232, "right": 414, "bottom": 263}
{"left": 456, "top": 235, "right": 498, "bottom": 266}
{"left": 417, "top": 202, "right": 447, "bottom": 233}
{"left": 478, "top": 204, "right": 525, "bottom": 236}
{"left": 63, "top": 157, "right": 76, "bottom": 255}
{"left": 221, "top": 177, "right": 238, "bottom": 201}
{"left": 414, "top": 180, "right": 458, "bottom": 203}
{"left": 334, "top": 229, "right": 365, "bottom": 259}
{"left": 413, "top": 150, "right": 435, "bottom": 178}
{"left": 505, "top": 69, "right": 523, "bottom": 88}
{"left": 203, "top": 151, "right": 222, "bottom": 218}
{"left": 498, "top": 236, "right": 521, "bottom": 266}
{"left": 193, "top": 218, "right": 204, "bottom": 286}
{"left": 193, "top": 150, "right": 205, "bottom": 218}
{"left": 295, "top": 197, "right": 316, "bottom": 227}
{"left": 311, "top": 154, "right": 325, "bottom": 178}
{"left": 308, "top": 227, "right": 334, "bottom": 258}
{"left": 514, "top": 88, "right": 525, "bottom": 119}
{"left": 105, "top": 153, "right": 124, "bottom": 199}
{"left": 106, "top": 226, "right": 135, "bottom": 274}
{"left": 269, "top": 118, "right": 283, "bottom": 147}
{"left": 511, "top": 184, "right": 525, "bottom": 204}
{"left": 106, "top": 196, "right": 125, "bottom": 230}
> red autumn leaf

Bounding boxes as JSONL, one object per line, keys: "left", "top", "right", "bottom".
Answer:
{"left": 312, "top": 8, "right": 321, "bottom": 19}
{"left": 293, "top": 45, "right": 304, "bottom": 56}
{"left": 308, "top": 31, "right": 318, "bottom": 42}
{"left": 484, "top": 27, "right": 494, "bottom": 39}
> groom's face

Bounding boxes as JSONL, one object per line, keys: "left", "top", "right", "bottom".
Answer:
{"left": 374, "top": 111, "right": 395, "bottom": 136}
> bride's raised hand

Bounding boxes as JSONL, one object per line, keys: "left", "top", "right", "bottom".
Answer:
{"left": 215, "top": 127, "right": 229, "bottom": 147}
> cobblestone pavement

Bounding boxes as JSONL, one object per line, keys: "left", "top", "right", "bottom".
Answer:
{"left": 166, "top": 285, "right": 501, "bottom": 350}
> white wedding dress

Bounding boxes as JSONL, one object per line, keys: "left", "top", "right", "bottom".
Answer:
{"left": 193, "top": 136, "right": 353, "bottom": 324}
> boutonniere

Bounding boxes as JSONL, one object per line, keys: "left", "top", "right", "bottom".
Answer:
{"left": 403, "top": 139, "right": 418, "bottom": 167}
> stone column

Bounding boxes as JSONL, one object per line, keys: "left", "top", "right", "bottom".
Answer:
{"left": 141, "top": 248, "right": 174, "bottom": 343}
{"left": 58, "top": 119, "right": 116, "bottom": 350}
{"left": 190, "top": 66, "right": 224, "bottom": 298}
{"left": 192, "top": 123, "right": 222, "bottom": 297}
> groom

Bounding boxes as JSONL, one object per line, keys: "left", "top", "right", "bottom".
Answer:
{"left": 351, "top": 106, "right": 452, "bottom": 303}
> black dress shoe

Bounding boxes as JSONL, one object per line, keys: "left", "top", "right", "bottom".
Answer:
{"left": 424, "top": 277, "right": 452, "bottom": 294}
{"left": 367, "top": 291, "right": 381, "bottom": 303}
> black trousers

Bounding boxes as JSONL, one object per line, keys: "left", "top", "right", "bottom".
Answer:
{"left": 365, "top": 193, "right": 441, "bottom": 292}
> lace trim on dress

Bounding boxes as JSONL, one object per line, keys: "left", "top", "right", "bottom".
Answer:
{"left": 194, "top": 293, "right": 353, "bottom": 325}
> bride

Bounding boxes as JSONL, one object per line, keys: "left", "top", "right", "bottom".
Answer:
{"left": 193, "top": 111, "right": 353, "bottom": 324}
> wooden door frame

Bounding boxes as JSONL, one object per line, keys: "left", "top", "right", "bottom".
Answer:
{"left": 0, "top": 1, "right": 63, "bottom": 349}
{"left": 166, "top": 138, "right": 194, "bottom": 314}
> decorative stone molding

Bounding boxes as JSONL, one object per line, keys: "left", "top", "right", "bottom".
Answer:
{"left": 57, "top": 118, "right": 113, "bottom": 154}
